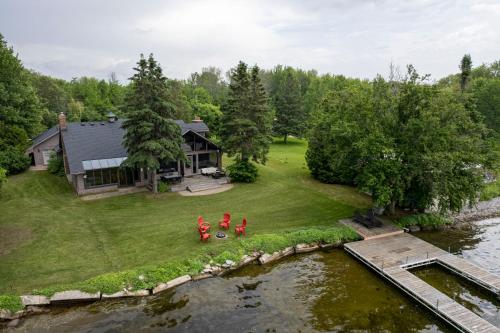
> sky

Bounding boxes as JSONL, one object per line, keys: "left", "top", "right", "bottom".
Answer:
{"left": 1, "top": 0, "right": 499, "bottom": 83}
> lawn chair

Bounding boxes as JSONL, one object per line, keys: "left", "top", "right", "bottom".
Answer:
{"left": 235, "top": 217, "right": 247, "bottom": 237}
{"left": 219, "top": 212, "right": 231, "bottom": 230}
{"left": 198, "top": 216, "right": 210, "bottom": 233}
{"left": 198, "top": 226, "right": 211, "bottom": 242}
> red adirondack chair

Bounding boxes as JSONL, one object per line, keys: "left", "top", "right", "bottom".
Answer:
{"left": 197, "top": 216, "right": 210, "bottom": 233}
{"left": 219, "top": 212, "right": 231, "bottom": 230}
{"left": 198, "top": 227, "right": 211, "bottom": 242}
{"left": 235, "top": 217, "right": 247, "bottom": 237}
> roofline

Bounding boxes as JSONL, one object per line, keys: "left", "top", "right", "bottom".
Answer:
{"left": 182, "top": 130, "right": 220, "bottom": 149}
{"left": 28, "top": 127, "right": 59, "bottom": 149}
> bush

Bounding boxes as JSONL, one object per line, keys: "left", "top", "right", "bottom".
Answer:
{"left": 0, "top": 295, "right": 23, "bottom": 312}
{"left": 0, "top": 168, "right": 6, "bottom": 191}
{"left": 47, "top": 152, "right": 65, "bottom": 176}
{"left": 480, "top": 179, "right": 500, "bottom": 201}
{"left": 157, "top": 181, "right": 170, "bottom": 193}
{"left": 397, "top": 213, "right": 452, "bottom": 229}
{"left": 227, "top": 159, "right": 258, "bottom": 183}
{"left": 0, "top": 146, "right": 30, "bottom": 175}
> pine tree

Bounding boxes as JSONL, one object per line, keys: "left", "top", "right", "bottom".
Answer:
{"left": 220, "top": 61, "right": 272, "bottom": 181}
{"left": 122, "top": 54, "right": 185, "bottom": 193}
{"left": 459, "top": 54, "right": 472, "bottom": 92}
{"left": 273, "top": 67, "right": 304, "bottom": 143}
{"left": 248, "top": 65, "right": 272, "bottom": 163}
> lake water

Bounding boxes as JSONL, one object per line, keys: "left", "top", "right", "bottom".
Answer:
{"left": 7, "top": 218, "right": 500, "bottom": 332}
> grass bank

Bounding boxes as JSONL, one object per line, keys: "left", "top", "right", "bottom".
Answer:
{"left": 0, "top": 138, "right": 370, "bottom": 301}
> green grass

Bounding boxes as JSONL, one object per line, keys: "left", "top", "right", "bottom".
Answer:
{"left": 397, "top": 213, "right": 452, "bottom": 229}
{"left": 0, "top": 138, "right": 370, "bottom": 295}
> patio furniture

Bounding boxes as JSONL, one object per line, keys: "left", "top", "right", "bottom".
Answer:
{"left": 235, "top": 217, "right": 247, "bottom": 237}
{"left": 353, "top": 209, "right": 383, "bottom": 228}
{"left": 201, "top": 167, "right": 218, "bottom": 176}
{"left": 219, "top": 212, "right": 231, "bottom": 230}
{"left": 197, "top": 216, "right": 211, "bottom": 233}
{"left": 211, "top": 170, "right": 226, "bottom": 179}
{"left": 198, "top": 227, "right": 211, "bottom": 242}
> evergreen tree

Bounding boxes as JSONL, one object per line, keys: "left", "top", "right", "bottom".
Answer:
{"left": 122, "top": 54, "right": 185, "bottom": 193}
{"left": 459, "top": 54, "right": 472, "bottom": 92}
{"left": 221, "top": 61, "right": 272, "bottom": 181}
{"left": 248, "top": 65, "right": 273, "bottom": 163}
{"left": 273, "top": 67, "right": 304, "bottom": 143}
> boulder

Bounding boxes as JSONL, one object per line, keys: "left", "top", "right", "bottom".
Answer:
{"left": 408, "top": 225, "right": 421, "bottom": 233}
{"left": 281, "top": 246, "right": 295, "bottom": 257}
{"left": 21, "top": 295, "right": 50, "bottom": 307}
{"left": 259, "top": 252, "right": 279, "bottom": 264}
{"left": 50, "top": 290, "right": 101, "bottom": 304}
{"left": 238, "top": 254, "right": 258, "bottom": 267}
{"left": 7, "top": 318, "right": 20, "bottom": 327}
{"left": 295, "top": 243, "right": 320, "bottom": 254}
{"left": 319, "top": 242, "right": 338, "bottom": 250}
{"left": 259, "top": 247, "right": 295, "bottom": 265}
{"left": 101, "top": 289, "right": 150, "bottom": 299}
{"left": 0, "top": 309, "right": 11, "bottom": 320}
{"left": 152, "top": 275, "right": 191, "bottom": 295}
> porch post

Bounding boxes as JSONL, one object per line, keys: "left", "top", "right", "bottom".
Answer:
{"left": 195, "top": 154, "right": 199, "bottom": 174}
{"left": 217, "top": 151, "right": 222, "bottom": 169}
{"left": 177, "top": 160, "right": 181, "bottom": 176}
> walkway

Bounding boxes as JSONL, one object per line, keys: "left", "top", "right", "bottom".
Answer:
{"left": 344, "top": 233, "right": 500, "bottom": 333}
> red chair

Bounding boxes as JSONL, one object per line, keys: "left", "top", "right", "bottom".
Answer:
{"left": 235, "top": 217, "right": 247, "bottom": 237}
{"left": 198, "top": 227, "right": 211, "bottom": 242}
{"left": 219, "top": 212, "right": 231, "bottom": 230}
{"left": 197, "top": 216, "right": 210, "bottom": 233}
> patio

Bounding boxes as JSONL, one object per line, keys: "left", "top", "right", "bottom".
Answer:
{"left": 171, "top": 174, "right": 230, "bottom": 193}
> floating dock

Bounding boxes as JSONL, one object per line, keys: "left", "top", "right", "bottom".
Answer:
{"left": 344, "top": 232, "right": 500, "bottom": 333}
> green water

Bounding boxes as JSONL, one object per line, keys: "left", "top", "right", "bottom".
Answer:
{"left": 7, "top": 218, "right": 500, "bottom": 332}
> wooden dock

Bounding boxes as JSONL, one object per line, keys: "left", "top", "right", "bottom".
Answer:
{"left": 344, "top": 233, "right": 500, "bottom": 333}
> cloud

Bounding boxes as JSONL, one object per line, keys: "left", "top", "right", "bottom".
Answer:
{"left": 1, "top": 0, "right": 499, "bottom": 82}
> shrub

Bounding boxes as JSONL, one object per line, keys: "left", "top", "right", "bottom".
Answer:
{"left": 157, "top": 181, "right": 170, "bottom": 193}
{"left": 0, "top": 146, "right": 30, "bottom": 175}
{"left": 0, "top": 168, "right": 6, "bottom": 191}
{"left": 47, "top": 152, "right": 65, "bottom": 176}
{"left": 227, "top": 159, "right": 258, "bottom": 183}
{"left": 480, "top": 179, "right": 500, "bottom": 201}
{"left": 0, "top": 295, "right": 23, "bottom": 312}
{"left": 397, "top": 213, "right": 452, "bottom": 229}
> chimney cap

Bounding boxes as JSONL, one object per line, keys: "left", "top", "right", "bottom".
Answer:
{"left": 107, "top": 111, "right": 117, "bottom": 122}
{"left": 193, "top": 116, "right": 202, "bottom": 123}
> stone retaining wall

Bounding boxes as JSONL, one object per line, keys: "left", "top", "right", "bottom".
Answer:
{"left": 0, "top": 242, "right": 340, "bottom": 323}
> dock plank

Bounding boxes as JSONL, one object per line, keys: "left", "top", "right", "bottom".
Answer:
{"left": 344, "top": 233, "right": 500, "bottom": 333}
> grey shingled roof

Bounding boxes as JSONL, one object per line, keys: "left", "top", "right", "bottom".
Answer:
{"left": 30, "top": 126, "right": 59, "bottom": 147}
{"left": 175, "top": 120, "right": 209, "bottom": 134}
{"left": 62, "top": 119, "right": 211, "bottom": 174}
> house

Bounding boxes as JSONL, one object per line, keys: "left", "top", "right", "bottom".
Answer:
{"left": 26, "top": 125, "right": 60, "bottom": 168}
{"left": 27, "top": 112, "right": 222, "bottom": 196}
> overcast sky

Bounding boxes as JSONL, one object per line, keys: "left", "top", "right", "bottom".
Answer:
{"left": 1, "top": 0, "right": 499, "bottom": 83}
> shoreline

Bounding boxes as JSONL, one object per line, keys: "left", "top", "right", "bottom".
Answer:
{"left": 451, "top": 197, "right": 500, "bottom": 224}
{"left": 0, "top": 241, "right": 344, "bottom": 327}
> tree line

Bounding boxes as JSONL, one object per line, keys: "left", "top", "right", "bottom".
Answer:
{"left": 1, "top": 32, "right": 499, "bottom": 213}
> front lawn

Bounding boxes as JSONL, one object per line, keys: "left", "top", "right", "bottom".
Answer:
{"left": 0, "top": 138, "right": 370, "bottom": 294}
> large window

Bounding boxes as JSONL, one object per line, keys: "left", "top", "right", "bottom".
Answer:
{"left": 84, "top": 167, "right": 119, "bottom": 189}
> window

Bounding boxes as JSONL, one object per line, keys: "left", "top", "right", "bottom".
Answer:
{"left": 42, "top": 150, "right": 54, "bottom": 165}
{"left": 84, "top": 167, "right": 119, "bottom": 189}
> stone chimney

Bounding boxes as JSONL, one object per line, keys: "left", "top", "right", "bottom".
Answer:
{"left": 58, "top": 112, "right": 67, "bottom": 131}
{"left": 193, "top": 116, "right": 202, "bottom": 123}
